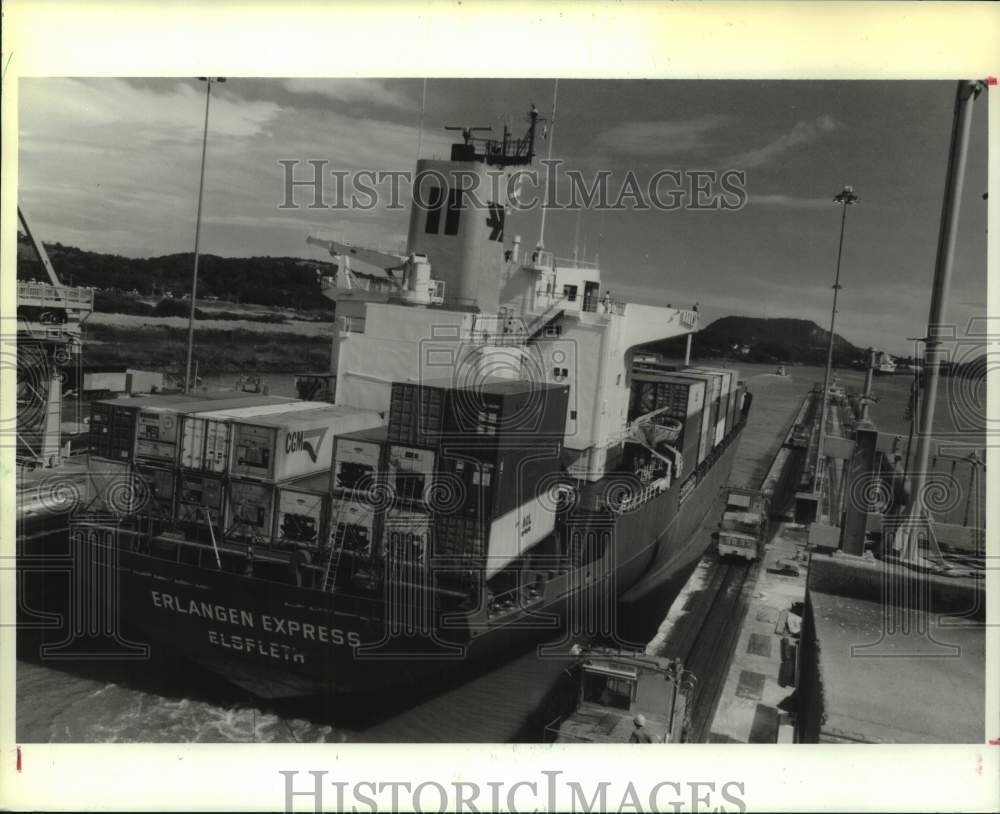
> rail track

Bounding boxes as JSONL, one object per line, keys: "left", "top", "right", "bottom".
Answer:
{"left": 655, "top": 553, "right": 758, "bottom": 742}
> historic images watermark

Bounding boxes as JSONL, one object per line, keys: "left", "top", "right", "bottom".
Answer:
{"left": 277, "top": 160, "right": 749, "bottom": 213}
{"left": 280, "top": 770, "right": 748, "bottom": 813}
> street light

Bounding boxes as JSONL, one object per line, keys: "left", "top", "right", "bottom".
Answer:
{"left": 815, "top": 185, "right": 859, "bottom": 498}
{"left": 184, "top": 77, "right": 226, "bottom": 393}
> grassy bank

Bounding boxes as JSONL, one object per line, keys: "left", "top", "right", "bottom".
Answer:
{"left": 83, "top": 322, "right": 332, "bottom": 375}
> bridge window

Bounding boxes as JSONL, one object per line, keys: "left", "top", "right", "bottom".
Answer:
{"left": 563, "top": 284, "right": 578, "bottom": 302}
{"left": 445, "top": 189, "right": 463, "bottom": 235}
{"left": 424, "top": 186, "right": 445, "bottom": 234}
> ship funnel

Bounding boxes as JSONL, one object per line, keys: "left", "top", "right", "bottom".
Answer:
{"left": 406, "top": 158, "right": 512, "bottom": 312}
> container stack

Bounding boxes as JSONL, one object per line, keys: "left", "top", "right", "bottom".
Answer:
{"left": 628, "top": 363, "right": 741, "bottom": 468}
{"left": 628, "top": 373, "right": 708, "bottom": 468}
{"left": 88, "top": 394, "right": 382, "bottom": 542}
{"left": 336, "top": 378, "right": 571, "bottom": 582}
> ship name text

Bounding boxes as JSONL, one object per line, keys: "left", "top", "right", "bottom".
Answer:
{"left": 149, "top": 590, "right": 362, "bottom": 647}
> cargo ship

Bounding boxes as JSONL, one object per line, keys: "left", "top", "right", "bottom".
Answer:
{"left": 18, "top": 106, "right": 750, "bottom": 698}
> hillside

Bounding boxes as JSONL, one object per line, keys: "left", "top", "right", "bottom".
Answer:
{"left": 646, "top": 316, "right": 866, "bottom": 366}
{"left": 17, "top": 234, "right": 333, "bottom": 310}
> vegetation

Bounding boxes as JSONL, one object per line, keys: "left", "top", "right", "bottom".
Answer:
{"left": 18, "top": 234, "right": 334, "bottom": 310}
{"left": 645, "top": 316, "right": 865, "bottom": 366}
{"left": 83, "top": 323, "right": 330, "bottom": 374}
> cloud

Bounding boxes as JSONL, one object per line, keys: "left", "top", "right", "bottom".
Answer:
{"left": 21, "top": 78, "right": 282, "bottom": 143}
{"left": 594, "top": 114, "right": 732, "bottom": 156}
{"left": 749, "top": 193, "right": 836, "bottom": 209}
{"left": 727, "top": 114, "right": 840, "bottom": 169}
{"left": 282, "top": 78, "right": 416, "bottom": 111}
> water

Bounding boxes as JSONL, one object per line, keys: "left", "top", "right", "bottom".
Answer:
{"left": 16, "top": 361, "right": 982, "bottom": 742}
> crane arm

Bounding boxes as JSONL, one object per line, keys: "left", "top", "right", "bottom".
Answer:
{"left": 306, "top": 236, "right": 405, "bottom": 278}
{"left": 18, "top": 207, "right": 63, "bottom": 288}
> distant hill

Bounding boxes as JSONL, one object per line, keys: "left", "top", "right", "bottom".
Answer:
{"left": 17, "top": 234, "right": 333, "bottom": 310}
{"left": 645, "top": 315, "right": 866, "bottom": 366}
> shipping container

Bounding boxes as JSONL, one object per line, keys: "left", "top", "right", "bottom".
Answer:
{"left": 330, "top": 496, "right": 382, "bottom": 558}
{"left": 387, "top": 381, "right": 449, "bottom": 446}
{"left": 435, "top": 444, "right": 563, "bottom": 521}
{"left": 225, "top": 478, "right": 277, "bottom": 540}
{"left": 179, "top": 398, "right": 316, "bottom": 473}
{"left": 275, "top": 473, "right": 329, "bottom": 547}
{"left": 386, "top": 443, "right": 436, "bottom": 504}
{"left": 442, "top": 378, "right": 570, "bottom": 447}
{"left": 133, "top": 464, "right": 176, "bottom": 519}
{"left": 135, "top": 394, "right": 295, "bottom": 464}
{"left": 175, "top": 472, "right": 226, "bottom": 528}
{"left": 229, "top": 404, "right": 382, "bottom": 483}
{"left": 381, "top": 509, "right": 432, "bottom": 568}
{"left": 90, "top": 400, "right": 138, "bottom": 461}
{"left": 87, "top": 457, "right": 141, "bottom": 515}
{"left": 433, "top": 514, "right": 486, "bottom": 561}
{"left": 628, "top": 373, "right": 706, "bottom": 421}
{"left": 657, "top": 370, "right": 715, "bottom": 464}
{"left": 483, "top": 491, "right": 558, "bottom": 579}
{"left": 83, "top": 370, "right": 127, "bottom": 394}
{"left": 626, "top": 373, "right": 707, "bottom": 474}
{"left": 125, "top": 368, "right": 164, "bottom": 394}
{"left": 693, "top": 367, "right": 736, "bottom": 439}
{"left": 332, "top": 426, "right": 387, "bottom": 493}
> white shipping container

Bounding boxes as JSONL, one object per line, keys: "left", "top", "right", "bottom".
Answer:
{"left": 230, "top": 405, "right": 382, "bottom": 483}
{"left": 225, "top": 478, "right": 276, "bottom": 540}
{"left": 83, "top": 371, "right": 127, "bottom": 393}
{"left": 179, "top": 399, "right": 307, "bottom": 472}
{"left": 333, "top": 497, "right": 381, "bottom": 556}
{"left": 485, "top": 491, "right": 557, "bottom": 579}
{"left": 695, "top": 367, "right": 736, "bottom": 437}
{"left": 275, "top": 476, "right": 329, "bottom": 547}
{"left": 135, "top": 409, "right": 184, "bottom": 461}
{"left": 126, "top": 369, "right": 164, "bottom": 394}
{"left": 387, "top": 444, "right": 435, "bottom": 503}
{"left": 139, "top": 394, "right": 296, "bottom": 464}
{"left": 333, "top": 431, "right": 385, "bottom": 492}
{"left": 180, "top": 414, "right": 233, "bottom": 473}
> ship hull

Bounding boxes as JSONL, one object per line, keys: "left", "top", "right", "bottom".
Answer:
{"left": 18, "top": 424, "right": 745, "bottom": 699}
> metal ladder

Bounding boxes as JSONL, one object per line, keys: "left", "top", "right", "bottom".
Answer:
{"left": 321, "top": 499, "right": 347, "bottom": 592}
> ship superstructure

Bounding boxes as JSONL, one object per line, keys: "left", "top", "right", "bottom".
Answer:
{"left": 20, "top": 106, "right": 750, "bottom": 698}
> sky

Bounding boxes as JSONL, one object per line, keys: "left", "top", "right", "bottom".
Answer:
{"left": 18, "top": 78, "right": 989, "bottom": 357}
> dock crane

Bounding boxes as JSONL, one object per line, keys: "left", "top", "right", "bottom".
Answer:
{"left": 15, "top": 207, "right": 94, "bottom": 468}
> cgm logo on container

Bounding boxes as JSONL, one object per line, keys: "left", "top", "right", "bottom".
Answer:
{"left": 285, "top": 427, "right": 329, "bottom": 462}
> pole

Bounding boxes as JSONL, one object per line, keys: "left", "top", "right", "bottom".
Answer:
{"left": 815, "top": 186, "right": 858, "bottom": 495}
{"left": 537, "top": 78, "right": 559, "bottom": 252}
{"left": 184, "top": 79, "right": 214, "bottom": 394}
{"left": 899, "top": 79, "right": 984, "bottom": 564}
{"left": 859, "top": 347, "right": 875, "bottom": 422}
{"left": 416, "top": 78, "right": 427, "bottom": 161}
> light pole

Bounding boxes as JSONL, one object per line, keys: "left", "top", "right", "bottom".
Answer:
{"left": 184, "top": 77, "right": 226, "bottom": 393}
{"left": 815, "top": 185, "right": 859, "bottom": 497}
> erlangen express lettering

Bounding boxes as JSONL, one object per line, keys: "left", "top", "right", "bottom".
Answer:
{"left": 150, "top": 590, "right": 361, "bottom": 647}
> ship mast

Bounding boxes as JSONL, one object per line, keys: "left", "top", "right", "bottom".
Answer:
{"left": 536, "top": 78, "right": 559, "bottom": 253}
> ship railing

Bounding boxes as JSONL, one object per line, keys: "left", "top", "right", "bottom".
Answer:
{"left": 531, "top": 290, "right": 626, "bottom": 316}
{"left": 553, "top": 255, "right": 601, "bottom": 270}
{"left": 613, "top": 479, "right": 670, "bottom": 514}
{"left": 17, "top": 281, "right": 95, "bottom": 309}
{"left": 525, "top": 249, "right": 555, "bottom": 269}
